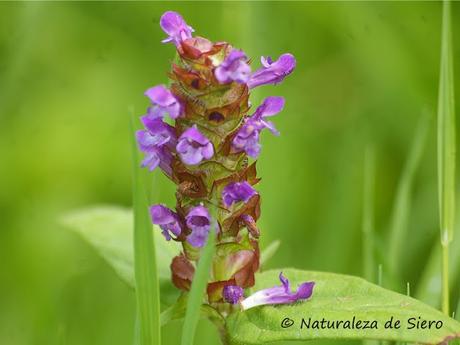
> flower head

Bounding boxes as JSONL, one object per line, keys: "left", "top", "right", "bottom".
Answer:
{"left": 160, "top": 11, "right": 194, "bottom": 47}
{"left": 247, "top": 53, "right": 296, "bottom": 89}
{"left": 186, "top": 205, "right": 211, "bottom": 248}
{"left": 223, "top": 285, "right": 244, "bottom": 304}
{"left": 150, "top": 204, "right": 183, "bottom": 240}
{"left": 214, "top": 50, "right": 251, "bottom": 84}
{"left": 232, "top": 96, "right": 285, "bottom": 157}
{"left": 177, "top": 125, "right": 214, "bottom": 165}
{"left": 240, "top": 272, "right": 315, "bottom": 310}
{"left": 145, "top": 85, "right": 182, "bottom": 119}
{"left": 222, "top": 181, "right": 257, "bottom": 207}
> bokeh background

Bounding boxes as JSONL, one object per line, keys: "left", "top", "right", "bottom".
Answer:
{"left": 1, "top": 1, "right": 460, "bottom": 345}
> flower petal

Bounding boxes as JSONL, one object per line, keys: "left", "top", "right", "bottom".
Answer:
{"left": 160, "top": 11, "right": 194, "bottom": 47}
{"left": 240, "top": 272, "right": 315, "bottom": 310}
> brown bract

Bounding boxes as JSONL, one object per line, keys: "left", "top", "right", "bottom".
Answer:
{"left": 171, "top": 254, "right": 195, "bottom": 291}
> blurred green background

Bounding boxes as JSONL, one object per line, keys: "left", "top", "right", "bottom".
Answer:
{"left": 1, "top": 1, "right": 459, "bottom": 344}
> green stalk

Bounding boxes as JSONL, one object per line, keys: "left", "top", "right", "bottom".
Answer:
{"left": 180, "top": 209, "right": 217, "bottom": 345}
{"left": 362, "top": 146, "right": 375, "bottom": 282}
{"left": 437, "top": 0, "right": 456, "bottom": 316}
{"left": 131, "top": 113, "right": 161, "bottom": 345}
{"left": 388, "top": 114, "right": 428, "bottom": 279}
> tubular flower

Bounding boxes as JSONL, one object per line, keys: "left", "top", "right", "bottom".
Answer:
{"left": 150, "top": 204, "right": 182, "bottom": 240}
{"left": 176, "top": 125, "right": 214, "bottom": 165}
{"left": 232, "top": 96, "right": 285, "bottom": 157}
{"left": 240, "top": 272, "right": 315, "bottom": 310}
{"left": 136, "top": 10, "right": 311, "bottom": 312}
{"left": 247, "top": 54, "right": 296, "bottom": 89}
{"left": 160, "top": 11, "right": 194, "bottom": 47}
{"left": 222, "top": 181, "right": 257, "bottom": 207}
{"left": 145, "top": 85, "right": 183, "bottom": 119}
{"left": 214, "top": 50, "right": 251, "bottom": 84}
{"left": 185, "top": 205, "right": 211, "bottom": 248}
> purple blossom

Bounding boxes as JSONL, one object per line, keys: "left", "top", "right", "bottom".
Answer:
{"left": 150, "top": 204, "right": 183, "bottom": 241}
{"left": 247, "top": 53, "right": 296, "bottom": 89}
{"left": 232, "top": 96, "right": 285, "bottom": 158}
{"left": 186, "top": 205, "right": 211, "bottom": 248}
{"left": 214, "top": 50, "right": 251, "bottom": 84}
{"left": 145, "top": 85, "right": 182, "bottom": 120}
{"left": 136, "top": 117, "right": 175, "bottom": 175}
{"left": 222, "top": 182, "right": 257, "bottom": 207}
{"left": 240, "top": 272, "right": 315, "bottom": 310}
{"left": 223, "top": 285, "right": 244, "bottom": 304}
{"left": 137, "top": 117, "right": 176, "bottom": 149}
{"left": 176, "top": 125, "right": 214, "bottom": 165}
{"left": 160, "top": 11, "right": 194, "bottom": 47}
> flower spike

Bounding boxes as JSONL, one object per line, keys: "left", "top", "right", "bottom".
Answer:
{"left": 136, "top": 10, "right": 309, "bottom": 311}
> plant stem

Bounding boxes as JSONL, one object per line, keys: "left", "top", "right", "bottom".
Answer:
{"left": 442, "top": 242, "right": 450, "bottom": 315}
{"left": 437, "top": 0, "right": 455, "bottom": 316}
{"left": 362, "top": 146, "right": 375, "bottom": 283}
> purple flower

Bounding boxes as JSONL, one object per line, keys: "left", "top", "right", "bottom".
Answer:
{"left": 176, "top": 125, "right": 214, "bottom": 165}
{"left": 223, "top": 285, "right": 244, "bottom": 304}
{"left": 222, "top": 182, "right": 257, "bottom": 207}
{"left": 247, "top": 53, "right": 296, "bottom": 89}
{"left": 145, "top": 85, "right": 182, "bottom": 119}
{"left": 214, "top": 50, "right": 251, "bottom": 84}
{"left": 136, "top": 117, "right": 175, "bottom": 175}
{"left": 137, "top": 117, "right": 176, "bottom": 149}
{"left": 240, "top": 272, "right": 315, "bottom": 310}
{"left": 160, "top": 11, "right": 194, "bottom": 47}
{"left": 186, "top": 205, "right": 211, "bottom": 248}
{"left": 232, "top": 96, "right": 285, "bottom": 158}
{"left": 150, "top": 204, "right": 183, "bottom": 241}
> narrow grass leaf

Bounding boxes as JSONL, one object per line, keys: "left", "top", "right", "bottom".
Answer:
{"left": 260, "top": 240, "right": 281, "bottom": 267}
{"left": 437, "top": 0, "right": 456, "bottom": 316}
{"left": 388, "top": 114, "right": 429, "bottom": 279}
{"left": 415, "top": 207, "right": 460, "bottom": 307}
{"left": 362, "top": 146, "right": 376, "bottom": 283}
{"left": 180, "top": 209, "right": 217, "bottom": 345}
{"left": 131, "top": 114, "right": 161, "bottom": 345}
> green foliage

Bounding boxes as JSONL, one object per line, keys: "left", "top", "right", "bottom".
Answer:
{"left": 61, "top": 206, "right": 180, "bottom": 303}
{"left": 260, "top": 240, "right": 281, "bottom": 267}
{"left": 131, "top": 118, "right": 161, "bottom": 345}
{"left": 226, "top": 269, "right": 460, "bottom": 344}
{"left": 437, "top": 0, "right": 456, "bottom": 316}
{"left": 387, "top": 114, "right": 429, "bottom": 281}
{"left": 180, "top": 219, "right": 217, "bottom": 345}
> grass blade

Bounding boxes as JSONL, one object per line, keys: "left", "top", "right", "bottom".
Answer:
{"left": 131, "top": 112, "right": 161, "bottom": 345}
{"left": 387, "top": 114, "right": 429, "bottom": 281}
{"left": 260, "top": 240, "right": 281, "bottom": 267}
{"left": 437, "top": 0, "right": 456, "bottom": 316}
{"left": 181, "top": 209, "right": 217, "bottom": 345}
{"left": 362, "top": 146, "right": 376, "bottom": 283}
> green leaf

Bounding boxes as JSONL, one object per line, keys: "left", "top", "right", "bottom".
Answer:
{"left": 131, "top": 113, "right": 161, "bottom": 345}
{"left": 387, "top": 114, "right": 429, "bottom": 280}
{"left": 260, "top": 240, "right": 281, "bottom": 267}
{"left": 181, "top": 212, "right": 217, "bottom": 345}
{"left": 226, "top": 269, "right": 460, "bottom": 344}
{"left": 60, "top": 206, "right": 180, "bottom": 292}
{"left": 437, "top": 0, "right": 456, "bottom": 316}
{"left": 362, "top": 146, "right": 376, "bottom": 283}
